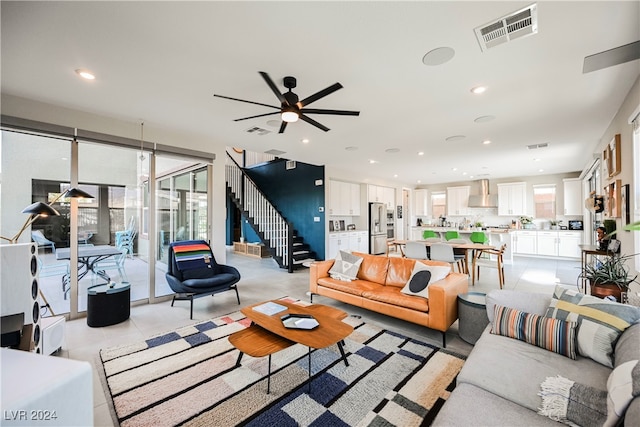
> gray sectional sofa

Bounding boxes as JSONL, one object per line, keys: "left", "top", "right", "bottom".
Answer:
{"left": 434, "top": 289, "right": 640, "bottom": 426}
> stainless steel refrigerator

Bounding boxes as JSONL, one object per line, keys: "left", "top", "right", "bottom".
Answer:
{"left": 369, "top": 202, "right": 387, "bottom": 254}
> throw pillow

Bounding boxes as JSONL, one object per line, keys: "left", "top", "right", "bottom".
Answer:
{"left": 545, "top": 285, "right": 640, "bottom": 368}
{"left": 538, "top": 375, "right": 607, "bottom": 426}
{"left": 492, "top": 305, "right": 577, "bottom": 359}
{"left": 328, "top": 250, "right": 363, "bottom": 281}
{"left": 606, "top": 359, "right": 640, "bottom": 426}
{"left": 400, "top": 262, "right": 451, "bottom": 299}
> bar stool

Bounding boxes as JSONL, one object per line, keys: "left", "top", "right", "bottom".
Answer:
{"left": 423, "top": 230, "right": 438, "bottom": 239}
{"left": 444, "top": 231, "right": 460, "bottom": 241}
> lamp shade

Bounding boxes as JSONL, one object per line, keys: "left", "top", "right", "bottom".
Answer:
{"left": 63, "top": 188, "right": 94, "bottom": 199}
{"left": 21, "top": 202, "right": 60, "bottom": 217}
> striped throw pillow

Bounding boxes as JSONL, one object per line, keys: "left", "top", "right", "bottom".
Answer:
{"left": 545, "top": 286, "right": 640, "bottom": 367}
{"left": 492, "top": 305, "right": 577, "bottom": 359}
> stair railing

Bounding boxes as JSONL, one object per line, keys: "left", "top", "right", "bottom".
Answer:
{"left": 225, "top": 153, "right": 294, "bottom": 271}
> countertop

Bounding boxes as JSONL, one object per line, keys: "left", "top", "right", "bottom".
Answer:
{"left": 411, "top": 227, "right": 583, "bottom": 234}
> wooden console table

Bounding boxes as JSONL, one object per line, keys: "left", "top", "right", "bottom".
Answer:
{"left": 579, "top": 244, "right": 610, "bottom": 293}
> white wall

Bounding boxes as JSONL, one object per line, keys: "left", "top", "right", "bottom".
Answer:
{"left": 589, "top": 76, "right": 640, "bottom": 293}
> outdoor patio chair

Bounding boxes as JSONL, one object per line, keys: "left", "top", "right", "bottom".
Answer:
{"left": 166, "top": 240, "right": 241, "bottom": 319}
{"left": 91, "top": 249, "right": 128, "bottom": 285}
{"left": 31, "top": 230, "right": 56, "bottom": 253}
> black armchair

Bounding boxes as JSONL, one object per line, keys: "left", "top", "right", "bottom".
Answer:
{"left": 165, "top": 240, "right": 241, "bottom": 319}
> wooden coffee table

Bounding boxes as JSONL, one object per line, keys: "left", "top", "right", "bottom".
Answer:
{"left": 228, "top": 300, "right": 353, "bottom": 393}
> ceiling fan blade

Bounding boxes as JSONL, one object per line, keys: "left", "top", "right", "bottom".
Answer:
{"left": 299, "top": 114, "right": 330, "bottom": 132}
{"left": 214, "top": 94, "right": 279, "bottom": 110}
{"left": 233, "top": 111, "right": 281, "bottom": 122}
{"left": 298, "top": 83, "right": 343, "bottom": 107}
{"left": 259, "top": 72, "right": 288, "bottom": 105}
{"left": 301, "top": 108, "right": 360, "bottom": 116}
{"left": 278, "top": 121, "right": 288, "bottom": 134}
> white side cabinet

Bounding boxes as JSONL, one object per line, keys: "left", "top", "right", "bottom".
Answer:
{"left": 349, "top": 231, "right": 368, "bottom": 253}
{"left": 328, "top": 232, "right": 350, "bottom": 258}
{"left": 414, "top": 189, "right": 429, "bottom": 216}
{"left": 563, "top": 178, "right": 583, "bottom": 216}
{"left": 446, "top": 186, "right": 470, "bottom": 216}
{"left": 513, "top": 230, "right": 537, "bottom": 255}
{"left": 537, "top": 231, "right": 559, "bottom": 256}
{"left": 558, "top": 231, "right": 582, "bottom": 258}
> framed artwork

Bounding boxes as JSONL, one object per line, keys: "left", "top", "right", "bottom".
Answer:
{"left": 622, "top": 184, "right": 631, "bottom": 229}
{"left": 603, "top": 134, "right": 621, "bottom": 177}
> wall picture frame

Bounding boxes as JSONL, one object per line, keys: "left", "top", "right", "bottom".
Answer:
{"left": 622, "top": 183, "right": 630, "bottom": 228}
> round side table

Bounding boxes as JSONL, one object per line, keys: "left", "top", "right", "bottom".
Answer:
{"left": 87, "top": 282, "right": 130, "bottom": 327}
{"left": 457, "top": 292, "right": 489, "bottom": 345}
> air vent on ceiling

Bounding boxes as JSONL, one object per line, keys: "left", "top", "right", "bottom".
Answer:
{"left": 264, "top": 149, "right": 286, "bottom": 156}
{"left": 245, "top": 126, "right": 271, "bottom": 135}
{"left": 474, "top": 3, "right": 538, "bottom": 52}
{"left": 286, "top": 160, "right": 297, "bottom": 170}
{"left": 527, "top": 143, "right": 548, "bottom": 150}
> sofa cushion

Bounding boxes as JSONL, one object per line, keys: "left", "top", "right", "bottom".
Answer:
{"left": 385, "top": 257, "right": 417, "bottom": 287}
{"left": 607, "top": 360, "right": 639, "bottom": 426}
{"left": 545, "top": 286, "right": 640, "bottom": 368}
{"left": 433, "top": 383, "right": 560, "bottom": 427}
{"left": 486, "top": 289, "right": 552, "bottom": 323}
{"left": 458, "top": 328, "right": 611, "bottom": 413}
{"left": 328, "top": 250, "right": 363, "bottom": 281}
{"left": 352, "top": 252, "right": 389, "bottom": 284}
{"left": 492, "top": 305, "right": 577, "bottom": 359}
{"left": 400, "top": 262, "right": 451, "bottom": 300}
{"left": 362, "top": 286, "right": 429, "bottom": 312}
{"left": 615, "top": 323, "right": 640, "bottom": 368}
{"left": 317, "top": 277, "right": 381, "bottom": 296}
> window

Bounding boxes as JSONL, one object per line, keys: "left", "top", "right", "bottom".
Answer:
{"left": 533, "top": 185, "right": 556, "bottom": 218}
{"left": 431, "top": 192, "right": 446, "bottom": 218}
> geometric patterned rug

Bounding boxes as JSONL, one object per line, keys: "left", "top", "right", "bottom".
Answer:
{"left": 99, "top": 298, "right": 465, "bottom": 427}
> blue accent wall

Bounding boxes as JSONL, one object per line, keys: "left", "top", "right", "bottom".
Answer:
{"left": 244, "top": 159, "right": 325, "bottom": 260}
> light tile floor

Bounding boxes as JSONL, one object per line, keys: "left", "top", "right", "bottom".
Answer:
{"left": 53, "top": 250, "right": 581, "bottom": 426}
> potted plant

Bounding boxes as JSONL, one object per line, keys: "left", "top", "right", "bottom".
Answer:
{"left": 580, "top": 253, "right": 639, "bottom": 301}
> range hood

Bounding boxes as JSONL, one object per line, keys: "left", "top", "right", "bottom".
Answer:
{"left": 468, "top": 179, "right": 498, "bottom": 208}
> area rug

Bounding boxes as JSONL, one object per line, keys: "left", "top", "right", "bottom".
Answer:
{"left": 99, "top": 298, "right": 465, "bottom": 426}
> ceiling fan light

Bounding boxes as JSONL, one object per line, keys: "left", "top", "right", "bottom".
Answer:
{"left": 281, "top": 110, "right": 299, "bottom": 123}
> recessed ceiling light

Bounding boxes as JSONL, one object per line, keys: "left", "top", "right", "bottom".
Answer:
{"left": 462, "top": 172, "right": 468, "bottom": 176}
{"left": 538, "top": 169, "right": 545, "bottom": 172}
{"left": 418, "top": 151, "right": 424, "bottom": 156}
{"left": 482, "top": 140, "right": 491, "bottom": 145}
{"left": 417, "top": 180, "right": 422, "bottom": 183}
{"left": 451, "top": 167, "right": 458, "bottom": 171}
{"left": 469, "top": 175, "right": 474, "bottom": 179}
{"left": 445, "top": 135, "right": 466, "bottom": 142}
{"left": 385, "top": 148, "right": 400, "bottom": 153}
{"left": 301, "top": 138, "right": 310, "bottom": 144}
{"left": 369, "top": 159, "right": 377, "bottom": 164}
{"left": 474, "top": 115, "right": 495, "bottom": 123}
{"left": 471, "top": 86, "right": 487, "bottom": 94}
{"left": 393, "top": 174, "right": 398, "bottom": 178}
{"left": 534, "top": 158, "right": 541, "bottom": 161}
{"left": 75, "top": 69, "right": 95, "bottom": 80}
{"left": 345, "top": 146, "right": 358, "bottom": 151}
{"left": 422, "top": 47, "right": 456, "bottom": 66}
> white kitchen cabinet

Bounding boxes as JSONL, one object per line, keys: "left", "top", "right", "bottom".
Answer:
{"left": 563, "top": 178, "right": 583, "bottom": 216}
{"left": 537, "top": 231, "right": 558, "bottom": 256}
{"left": 446, "top": 186, "right": 470, "bottom": 216}
{"left": 513, "top": 230, "right": 537, "bottom": 254}
{"left": 414, "top": 189, "right": 429, "bottom": 216}
{"left": 369, "top": 185, "right": 395, "bottom": 209}
{"left": 328, "top": 232, "right": 350, "bottom": 258}
{"left": 558, "top": 231, "right": 582, "bottom": 258}
{"left": 349, "top": 231, "right": 368, "bottom": 253}
{"left": 329, "top": 180, "right": 361, "bottom": 216}
{"left": 497, "top": 183, "right": 527, "bottom": 216}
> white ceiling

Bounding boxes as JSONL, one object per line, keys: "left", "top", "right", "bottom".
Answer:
{"left": 2, "top": 1, "right": 639, "bottom": 186}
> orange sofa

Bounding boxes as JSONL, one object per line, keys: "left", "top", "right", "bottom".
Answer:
{"left": 309, "top": 252, "right": 469, "bottom": 346}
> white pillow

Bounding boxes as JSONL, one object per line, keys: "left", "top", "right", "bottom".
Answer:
{"left": 400, "top": 262, "right": 450, "bottom": 299}
{"left": 606, "top": 359, "right": 639, "bottom": 426}
{"left": 328, "top": 250, "right": 363, "bottom": 281}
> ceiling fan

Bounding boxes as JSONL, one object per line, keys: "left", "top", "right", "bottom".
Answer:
{"left": 214, "top": 72, "right": 360, "bottom": 133}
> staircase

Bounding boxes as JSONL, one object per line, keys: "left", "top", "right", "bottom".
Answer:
{"left": 225, "top": 153, "right": 315, "bottom": 272}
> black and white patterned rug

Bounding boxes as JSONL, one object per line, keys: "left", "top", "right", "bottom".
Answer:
{"left": 99, "top": 299, "right": 465, "bottom": 426}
